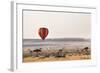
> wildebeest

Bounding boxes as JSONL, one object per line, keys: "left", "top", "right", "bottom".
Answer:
{"left": 55, "top": 49, "right": 66, "bottom": 57}
{"left": 80, "top": 47, "right": 90, "bottom": 55}
{"left": 33, "top": 48, "right": 42, "bottom": 57}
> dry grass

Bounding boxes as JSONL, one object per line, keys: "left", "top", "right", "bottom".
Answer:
{"left": 23, "top": 55, "right": 91, "bottom": 63}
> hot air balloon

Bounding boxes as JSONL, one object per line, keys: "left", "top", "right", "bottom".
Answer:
{"left": 38, "top": 27, "right": 49, "bottom": 40}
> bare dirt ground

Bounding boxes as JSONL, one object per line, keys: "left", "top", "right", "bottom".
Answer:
{"left": 23, "top": 55, "right": 91, "bottom": 63}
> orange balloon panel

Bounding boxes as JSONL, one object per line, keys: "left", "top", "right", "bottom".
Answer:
{"left": 38, "top": 27, "right": 49, "bottom": 40}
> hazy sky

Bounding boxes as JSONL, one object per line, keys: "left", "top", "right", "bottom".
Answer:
{"left": 23, "top": 10, "right": 91, "bottom": 39}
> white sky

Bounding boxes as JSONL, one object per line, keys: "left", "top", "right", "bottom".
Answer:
{"left": 23, "top": 10, "right": 91, "bottom": 39}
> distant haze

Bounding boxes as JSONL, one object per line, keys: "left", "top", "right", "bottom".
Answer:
{"left": 23, "top": 38, "right": 91, "bottom": 50}
{"left": 23, "top": 10, "right": 91, "bottom": 39}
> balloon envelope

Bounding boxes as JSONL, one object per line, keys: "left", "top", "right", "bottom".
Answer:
{"left": 38, "top": 27, "right": 49, "bottom": 40}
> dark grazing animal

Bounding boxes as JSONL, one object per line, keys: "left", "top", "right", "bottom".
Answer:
{"left": 81, "top": 47, "right": 89, "bottom": 55}
{"left": 55, "top": 49, "right": 66, "bottom": 57}
{"left": 33, "top": 48, "right": 42, "bottom": 57}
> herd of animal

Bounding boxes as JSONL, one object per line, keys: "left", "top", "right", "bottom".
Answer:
{"left": 23, "top": 47, "right": 90, "bottom": 58}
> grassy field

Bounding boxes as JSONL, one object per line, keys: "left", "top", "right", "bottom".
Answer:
{"left": 23, "top": 55, "right": 91, "bottom": 63}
